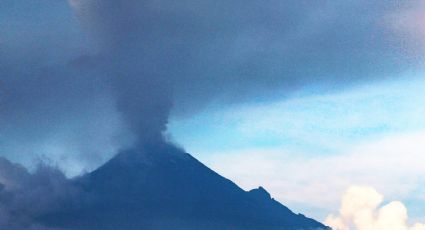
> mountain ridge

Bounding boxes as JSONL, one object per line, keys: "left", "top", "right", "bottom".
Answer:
{"left": 43, "top": 143, "right": 329, "bottom": 230}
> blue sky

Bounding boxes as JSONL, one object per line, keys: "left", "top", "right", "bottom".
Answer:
{"left": 169, "top": 73, "right": 425, "bottom": 222}
{"left": 2, "top": 1, "right": 425, "bottom": 228}
{"left": 170, "top": 73, "right": 425, "bottom": 157}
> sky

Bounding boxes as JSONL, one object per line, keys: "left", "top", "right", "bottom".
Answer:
{"left": 1, "top": 0, "right": 425, "bottom": 229}
{"left": 169, "top": 74, "right": 425, "bottom": 223}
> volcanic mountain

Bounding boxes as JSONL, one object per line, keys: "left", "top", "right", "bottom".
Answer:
{"left": 44, "top": 143, "right": 329, "bottom": 230}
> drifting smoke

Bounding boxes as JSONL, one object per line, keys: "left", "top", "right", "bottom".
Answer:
{"left": 1, "top": 0, "right": 424, "bottom": 173}
{"left": 0, "top": 157, "right": 79, "bottom": 230}
{"left": 1, "top": 0, "right": 425, "bottom": 229}
{"left": 325, "top": 186, "right": 425, "bottom": 230}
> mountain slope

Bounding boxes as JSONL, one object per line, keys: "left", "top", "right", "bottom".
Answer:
{"left": 45, "top": 143, "right": 329, "bottom": 230}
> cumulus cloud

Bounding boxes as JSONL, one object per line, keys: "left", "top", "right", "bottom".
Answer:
{"left": 325, "top": 186, "right": 425, "bottom": 230}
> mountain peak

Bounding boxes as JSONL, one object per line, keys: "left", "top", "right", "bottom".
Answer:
{"left": 44, "top": 144, "right": 329, "bottom": 230}
{"left": 249, "top": 186, "right": 272, "bottom": 200}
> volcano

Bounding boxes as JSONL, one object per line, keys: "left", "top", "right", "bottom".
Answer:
{"left": 44, "top": 143, "right": 329, "bottom": 230}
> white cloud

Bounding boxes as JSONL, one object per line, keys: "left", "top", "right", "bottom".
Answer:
{"left": 171, "top": 76, "right": 425, "bottom": 156}
{"left": 325, "top": 186, "right": 425, "bottom": 230}
{"left": 170, "top": 76, "right": 425, "bottom": 221}
{"left": 201, "top": 131, "right": 425, "bottom": 221}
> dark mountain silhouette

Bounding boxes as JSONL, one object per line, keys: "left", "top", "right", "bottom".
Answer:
{"left": 44, "top": 143, "right": 329, "bottom": 230}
